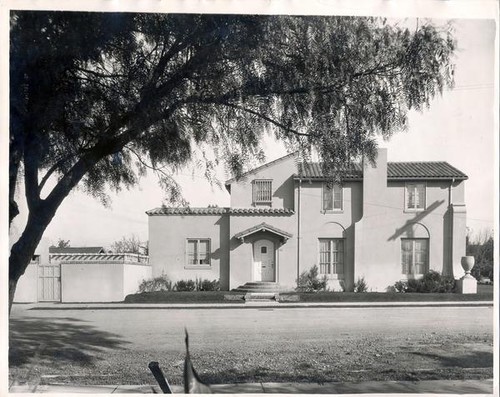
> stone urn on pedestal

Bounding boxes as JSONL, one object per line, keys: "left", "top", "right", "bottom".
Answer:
{"left": 458, "top": 256, "right": 477, "bottom": 294}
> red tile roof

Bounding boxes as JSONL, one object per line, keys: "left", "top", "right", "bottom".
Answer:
{"left": 298, "top": 162, "right": 363, "bottom": 179}
{"left": 234, "top": 222, "right": 292, "bottom": 241}
{"left": 146, "top": 207, "right": 295, "bottom": 216}
{"left": 295, "top": 162, "right": 467, "bottom": 181}
{"left": 49, "top": 246, "right": 105, "bottom": 254}
{"left": 387, "top": 162, "right": 468, "bottom": 180}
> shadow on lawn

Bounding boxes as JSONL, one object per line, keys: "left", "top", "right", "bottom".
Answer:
{"left": 412, "top": 351, "right": 493, "bottom": 368}
{"left": 9, "top": 316, "right": 129, "bottom": 368}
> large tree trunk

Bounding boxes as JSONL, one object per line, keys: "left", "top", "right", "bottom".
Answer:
{"left": 9, "top": 208, "right": 59, "bottom": 314}
{"left": 9, "top": 278, "right": 18, "bottom": 315}
{"left": 8, "top": 152, "right": 102, "bottom": 315}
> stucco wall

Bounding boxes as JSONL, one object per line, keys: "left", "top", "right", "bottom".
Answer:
{"left": 297, "top": 181, "right": 362, "bottom": 291}
{"left": 61, "top": 263, "right": 124, "bottom": 302}
{"left": 13, "top": 264, "right": 38, "bottom": 303}
{"left": 124, "top": 263, "right": 152, "bottom": 296}
{"left": 354, "top": 149, "right": 467, "bottom": 291}
{"left": 229, "top": 154, "right": 297, "bottom": 208}
{"left": 148, "top": 214, "right": 228, "bottom": 288}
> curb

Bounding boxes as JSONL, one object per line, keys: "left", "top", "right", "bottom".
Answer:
{"left": 24, "top": 300, "right": 494, "bottom": 310}
{"left": 9, "top": 379, "right": 494, "bottom": 394}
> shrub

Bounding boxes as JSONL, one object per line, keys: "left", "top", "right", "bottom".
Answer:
{"left": 393, "top": 270, "right": 456, "bottom": 293}
{"left": 196, "top": 278, "right": 220, "bottom": 291}
{"left": 175, "top": 279, "right": 196, "bottom": 291}
{"left": 393, "top": 280, "right": 407, "bottom": 293}
{"left": 353, "top": 277, "right": 368, "bottom": 293}
{"left": 296, "top": 265, "right": 328, "bottom": 292}
{"left": 138, "top": 275, "right": 172, "bottom": 293}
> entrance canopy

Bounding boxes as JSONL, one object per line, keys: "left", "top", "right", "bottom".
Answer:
{"left": 234, "top": 222, "right": 292, "bottom": 243}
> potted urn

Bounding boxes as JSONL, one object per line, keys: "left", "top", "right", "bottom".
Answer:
{"left": 461, "top": 256, "right": 475, "bottom": 277}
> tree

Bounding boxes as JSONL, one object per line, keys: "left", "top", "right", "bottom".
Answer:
{"left": 110, "top": 235, "right": 147, "bottom": 255}
{"left": 56, "top": 239, "right": 71, "bottom": 248}
{"left": 467, "top": 229, "right": 494, "bottom": 281}
{"left": 9, "top": 12, "right": 455, "bottom": 312}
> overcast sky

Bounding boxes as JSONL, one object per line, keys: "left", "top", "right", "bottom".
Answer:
{"left": 6, "top": 12, "right": 497, "bottom": 251}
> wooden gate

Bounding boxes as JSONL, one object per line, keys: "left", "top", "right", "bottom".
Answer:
{"left": 38, "top": 264, "right": 61, "bottom": 302}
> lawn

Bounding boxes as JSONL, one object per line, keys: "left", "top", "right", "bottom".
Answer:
{"left": 124, "top": 284, "right": 493, "bottom": 303}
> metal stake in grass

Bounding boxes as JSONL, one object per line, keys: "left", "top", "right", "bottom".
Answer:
{"left": 148, "top": 361, "right": 172, "bottom": 394}
{"left": 184, "top": 329, "right": 212, "bottom": 394}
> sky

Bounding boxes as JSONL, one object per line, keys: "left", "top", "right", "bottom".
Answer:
{"left": 4, "top": 8, "right": 498, "bottom": 252}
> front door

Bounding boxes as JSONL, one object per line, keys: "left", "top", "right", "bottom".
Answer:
{"left": 253, "top": 239, "right": 275, "bottom": 282}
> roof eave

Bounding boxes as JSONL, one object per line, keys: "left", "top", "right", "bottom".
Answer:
{"left": 387, "top": 176, "right": 468, "bottom": 181}
{"left": 293, "top": 176, "right": 363, "bottom": 182}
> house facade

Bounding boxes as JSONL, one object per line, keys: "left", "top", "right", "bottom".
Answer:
{"left": 147, "top": 148, "right": 468, "bottom": 292}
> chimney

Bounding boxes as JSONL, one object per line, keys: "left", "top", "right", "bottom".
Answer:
{"left": 362, "top": 148, "right": 388, "bottom": 217}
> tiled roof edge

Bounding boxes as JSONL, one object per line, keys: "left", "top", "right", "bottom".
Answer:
{"left": 146, "top": 207, "right": 295, "bottom": 216}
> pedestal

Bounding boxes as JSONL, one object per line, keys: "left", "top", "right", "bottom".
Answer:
{"left": 458, "top": 274, "right": 477, "bottom": 294}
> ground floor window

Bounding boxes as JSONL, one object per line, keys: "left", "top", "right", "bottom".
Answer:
{"left": 401, "top": 238, "right": 428, "bottom": 275}
{"left": 319, "top": 238, "right": 344, "bottom": 276}
{"left": 186, "top": 239, "right": 210, "bottom": 266}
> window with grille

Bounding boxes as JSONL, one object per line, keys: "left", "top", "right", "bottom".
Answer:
{"left": 405, "top": 183, "right": 426, "bottom": 210}
{"left": 186, "top": 239, "right": 210, "bottom": 266}
{"left": 319, "top": 239, "right": 344, "bottom": 276}
{"left": 253, "top": 179, "right": 272, "bottom": 204}
{"left": 401, "top": 238, "right": 428, "bottom": 275}
{"left": 322, "top": 184, "right": 343, "bottom": 211}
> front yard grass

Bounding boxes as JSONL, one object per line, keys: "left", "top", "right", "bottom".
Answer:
{"left": 124, "top": 291, "right": 244, "bottom": 303}
{"left": 124, "top": 285, "right": 493, "bottom": 304}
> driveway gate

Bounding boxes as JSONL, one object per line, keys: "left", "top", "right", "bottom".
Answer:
{"left": 38, "top": 263, "right": 61, "bottom": 302}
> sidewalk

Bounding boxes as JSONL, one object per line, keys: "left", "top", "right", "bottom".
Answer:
{"left": 9, "top": 379, "right": 494, "bottom": 394}
{"left": 24, "top": 300, "right": 494, "bottom": 310}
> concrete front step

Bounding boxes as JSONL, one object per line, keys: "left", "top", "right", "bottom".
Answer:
{"left": 233, "top": 282, "right": 283, "bottom": 293}
{"left": 244, "top": 292, "right": 279, "bottom": 303}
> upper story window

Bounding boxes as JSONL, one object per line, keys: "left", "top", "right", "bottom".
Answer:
{"left": 405, "top": 182, "right": 426, "bottom": 211}
{"left": 322, "top": 184, "right": 343, "bottom": 212}
{"left": 186, "top": 239, "right": 210, "bottom": 267}
{"left": 253, "top": 179, "right": 272, "bottom": 204}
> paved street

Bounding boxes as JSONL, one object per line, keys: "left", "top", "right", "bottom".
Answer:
{"left": 10, "top": 304, "right": 493, "bottom": 350}
{"left": 9, "top": 304, "right": 494, "bottom": 387}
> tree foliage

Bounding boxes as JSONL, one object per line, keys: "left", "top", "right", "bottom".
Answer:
{"left": 110, "top": 234, "right": 147, "bottom": 254}
{"left": 9, "top": 11, "right": 456, "bottom": 310}
{"left": 467, "top": 229, "right": 494, "bottom": 281}
{"left": 56, "top": 239, "right": 71, "bottom": 248}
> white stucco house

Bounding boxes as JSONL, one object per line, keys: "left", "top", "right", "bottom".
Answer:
{"left": 148, "top": 148, "right": 468, "bottom": 292}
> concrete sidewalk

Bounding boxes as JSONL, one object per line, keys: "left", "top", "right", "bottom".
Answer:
{"left": 23, "top": 300, "right": 494, "bottom": 310}
{"left": 9, "top": 379, "right": 494, "bottom": 394}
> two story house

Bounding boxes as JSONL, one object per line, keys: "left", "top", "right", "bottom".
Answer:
{"left": 147, "top": 148, "right": 468, "bottom": 292}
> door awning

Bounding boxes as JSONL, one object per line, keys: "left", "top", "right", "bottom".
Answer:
{"left": 234, "top": 222, "right": 293, "bottom": 243}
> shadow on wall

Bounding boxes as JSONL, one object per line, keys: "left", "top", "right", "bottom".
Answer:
{"left": 442, "top": 208, "right": 453, "bottom": 276}
{"left": 273, "top": 177, "right": 294, "bottom": 209}
{"left": 9, "top": 316, "right": 129, "bottom": 368}
{"left": 387, "top": 200, "right": 445, "bottom": 241}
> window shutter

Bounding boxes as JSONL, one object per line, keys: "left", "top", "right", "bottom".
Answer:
{"left": 333, "top": 185, "right": 342, "bottom": 210}
{"left": 323, "top": 185, "right": 333, "bottom": 210}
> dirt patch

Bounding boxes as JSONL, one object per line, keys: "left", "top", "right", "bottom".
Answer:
{"left": 10, "top": 332, "right": 493, "bottom": 386}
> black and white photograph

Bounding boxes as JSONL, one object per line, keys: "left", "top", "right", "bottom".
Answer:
{"left": 2, "top": 0, "right": 498, "bottom": 395}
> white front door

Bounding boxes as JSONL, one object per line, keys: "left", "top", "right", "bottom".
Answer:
{"left": 253, "top": 239, "right": 275, "bottom": 282}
